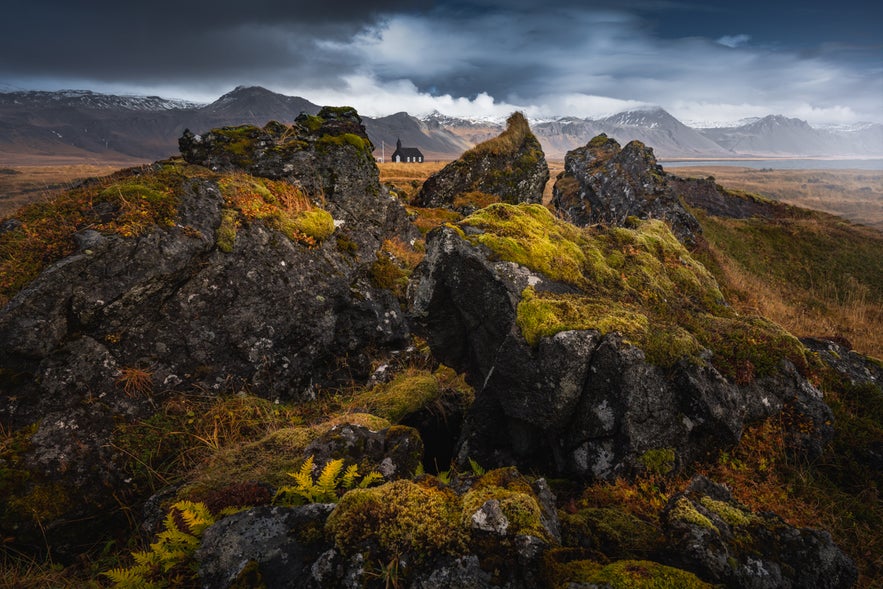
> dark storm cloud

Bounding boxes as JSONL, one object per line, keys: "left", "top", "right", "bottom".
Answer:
{"left": 1, "top": 0, "right": 880, "bottom": 123}
{"left": 0, "top": 0, "right": 420, "bottom": 85}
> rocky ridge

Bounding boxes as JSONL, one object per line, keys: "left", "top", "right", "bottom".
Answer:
{"left": 0, "top": 118, "right": 876, "bottom": 588}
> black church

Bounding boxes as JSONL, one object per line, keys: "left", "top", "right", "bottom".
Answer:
{"left": 391, "top": 138, "right": 424, "bottom": 163}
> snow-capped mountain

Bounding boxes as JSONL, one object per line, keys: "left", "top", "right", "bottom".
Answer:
{"left": 2, "top": 87, "right": 881, "bottom": 163}
{"left": 0, "top": 89, "right": 200, "bottom": 111}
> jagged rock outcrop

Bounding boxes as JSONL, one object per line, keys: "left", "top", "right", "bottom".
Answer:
{"left": 409, "top": 203, "right": 833, "bottom": 481}
{"left": 552, "top": 134, "right": 701, "bottom": 245}
{"left": 0, "top": 107, "right": 418, "bottom": 555}
{"left": 414, "top": 112, "right": 548, "bottom": 212}
{"left": 662, "top": 476, "right": 858, "bottom": 589}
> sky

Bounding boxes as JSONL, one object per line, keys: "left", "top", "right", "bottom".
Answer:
{"left": 1, "top": 0, "right": 881, "bottom": 126}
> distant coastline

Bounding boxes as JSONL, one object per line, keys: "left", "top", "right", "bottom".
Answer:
{"left": 661, "top": 158, "right": 883, "bottom": 171}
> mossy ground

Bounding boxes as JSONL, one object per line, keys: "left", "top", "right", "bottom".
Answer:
{"left": 461, "top": 202, "right": 807, "bottom": 379}
{"left": 0, "top": 161, "right": 205, "bottom": 306}
{"left": 544, "top": 555, "right": 712, "bottom": 589}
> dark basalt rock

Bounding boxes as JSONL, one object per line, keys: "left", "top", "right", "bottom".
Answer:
{"left": 414, "top": 112, "right": 549, "bottom": 212}
{"left": 0, "top": 107, "right": 418, "bottom": 556}
{"left": 662, "top": 476, "right": 858, "bottom": 589}
{"left": 552, "top": 134, "right": 701, "bottom": 245}
{"left": 197, "top": 504, "right": 336, "bottom": 589}
{"left": 409, "top": 224, "right": 833, "bottom": 481}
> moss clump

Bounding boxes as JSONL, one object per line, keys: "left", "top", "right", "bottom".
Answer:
{"left": 326, "top": 479, "right": 466, "bottom": 559}
{"left": 463, "top": 203, "right": 601, "bottom": 287}
{"left": 669, "top": 497, "right": 718, "bottom": 532}
{"left": 638, "top": 448, "right": 676, "bottom": 476}
{"left": 316, "top": 132, "right": 370, "bottom": 153}
{"left": 345, "top": 366, "right": 471, "bottom": 423}
{"left": 464, "top": 112, "right": 536, "bottom": 159}
{"left": 216, "top": 208, "right": 240, "bottom": 253}
{"left": 452, "top": 191, "right": 499, "bottom": 211}
{"left": 699, "top": 496, "right": 754, "bottom": 527}
{"left": 405, "top": 205, "right": 463, "bottom": 235}
{"left": 288, "top": 209, "right": 335, "bottom": 241}
{"left": 545, "top": 555, "right": 712, "bottom": 589}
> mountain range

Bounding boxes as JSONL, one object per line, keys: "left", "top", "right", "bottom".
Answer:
{"left": 2, "top": 85, "right": 881, "bottom": 163}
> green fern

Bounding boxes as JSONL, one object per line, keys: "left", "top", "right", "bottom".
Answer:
{"left": 274, "top": 455, "right": 383, "bottom": 505}
{"left": 102, "top": 501, "right": 215, "bottom": 588}
{"left": 468, "top": 457, "right": 486, "bottom": 476}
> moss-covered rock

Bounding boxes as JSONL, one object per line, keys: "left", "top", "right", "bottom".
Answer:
{"left": 415, "top": 112, "right": 549, "bottom": 210}
{"left": 552, "top": 134, "right": 701, "bottom": 246}
{"left": 326, "top": 479, "right": 467, "bottom": 560}
{"left": 662, "top": 475, "right": 857, "bottom": 589}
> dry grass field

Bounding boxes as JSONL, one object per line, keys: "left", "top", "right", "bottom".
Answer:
{"left": 0, "top": 163, "right": 140, "bottom": 217}
{"left": 672, "top": 166, "right": 883, "bottom": 232}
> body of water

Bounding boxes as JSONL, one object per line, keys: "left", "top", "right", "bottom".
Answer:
{"left": 661, "top": 159, "right": 883, "bottom": 171}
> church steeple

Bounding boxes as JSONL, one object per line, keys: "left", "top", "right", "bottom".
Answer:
{"left": 396, "top": 137, "right": 402, "bottom": 150}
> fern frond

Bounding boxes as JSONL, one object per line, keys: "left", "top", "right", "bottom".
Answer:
{"left": 174, "top": 500, "right": 214, "bottom": 535}
{"left": 437, "top": 469, "right": 452, "bottom": 484}
{"left": 359, "top": 471, "right": 384, "bottom": 488}
{"left": 413, "top": 462, "right": 426, "bottom": 477}
{"left": 341, "top": 463, "right": 360, "bottom": 489}
{"left": 289, "top": 455, "right": 315, "bottom": 489}
{"left": 317, "top": 458, "right": 344, "bottom": 492}
{"left": 468, "top": 457, "right": 486, "bottom": 476}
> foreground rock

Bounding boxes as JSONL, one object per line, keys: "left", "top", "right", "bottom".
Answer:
{"left": 415, "top": 112, "right": 549, "bottom": 212}
{"left": 0, "top": 107, "right": 417, "bottom": 555}
{"left": 410, "top": 203, "right": 833, "bottom": 481}
{"left": 552, "top": 134, "right": 701, "bottom": 245}
{"left": 663, "top": 476, "right": 857, "bottom": 589}
{"left": 197, "top": 467, "right": 560, "bottom": 589}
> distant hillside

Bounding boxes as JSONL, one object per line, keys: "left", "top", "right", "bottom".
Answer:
{"left": 699, "top": 115, "right": 883, "bottom": 156}
{"left": 2, "top": 86, "right": 882, "bottom": 164}
{"left": 533, "top": 107, "right": 733, "bottom": 159}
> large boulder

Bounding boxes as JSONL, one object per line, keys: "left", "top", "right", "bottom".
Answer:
{"left": 414, "top": 112, "right": 549, "bottom": 212}
{"left": 0, "top": 107, "right": 418, "bottom": 556}
{"left": 409, "top": 203, "right": 834, "bottom": 481}
{"left": 662, "top": 476, "right": 857, "bottom": 589}
{"left": 552, "top": 134, "right": 701, "bottom": 245}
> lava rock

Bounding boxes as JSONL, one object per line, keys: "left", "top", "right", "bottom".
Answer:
{"left": 662, "top": 476, "right": 858, "bottom": 589}
{"left": 415, "top": 112, "right": 548, "bottom": 212}
{"left": 552, "top": 134, "right": 701, "bottom": 245}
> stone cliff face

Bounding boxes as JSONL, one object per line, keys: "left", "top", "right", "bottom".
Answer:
{"left": 415, "top": 112, "right": 549, "bottom": 212}
{"left": 552, "top": 134, "right": 701, "bottom": 245}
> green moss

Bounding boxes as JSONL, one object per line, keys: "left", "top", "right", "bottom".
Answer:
{"left": 216, "top": 208, "right": 240, "bottom": 253}
{"left": 462, "top": 485, "right": 548, "bottom": 539}
{"left": 699, "top": 496, "right": 754, "bottom": 527}
{"left": 559, "top": 507, "right": 660, "bottom": 558}
{"left": 347, "top": 368, "right": 443, "bottom": 422}
{"left": 669, "top": 497, "right": 718, "bottom": 532}
{"left": 462, "top": 203, "right": 602, "bottom": 287}
{"left": 457, "top": 203, "right": 807, "bottom": 380}
{"left": 290, "top": 209, "right": 335, "bottom": 241}
{"left": 545, "top": 556, "right": 712, "bottom": 589}
{"left": 317, "top": 133, "right": 370, "bottom": 154}
{"left": 638, "top": 448, "right": 676, "bottom": 476}
{"left": 300, "top": 115, "right": 324, "bottom": 133}
{"left": 326, "top": 479, "right": 466, "bottom": 559}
